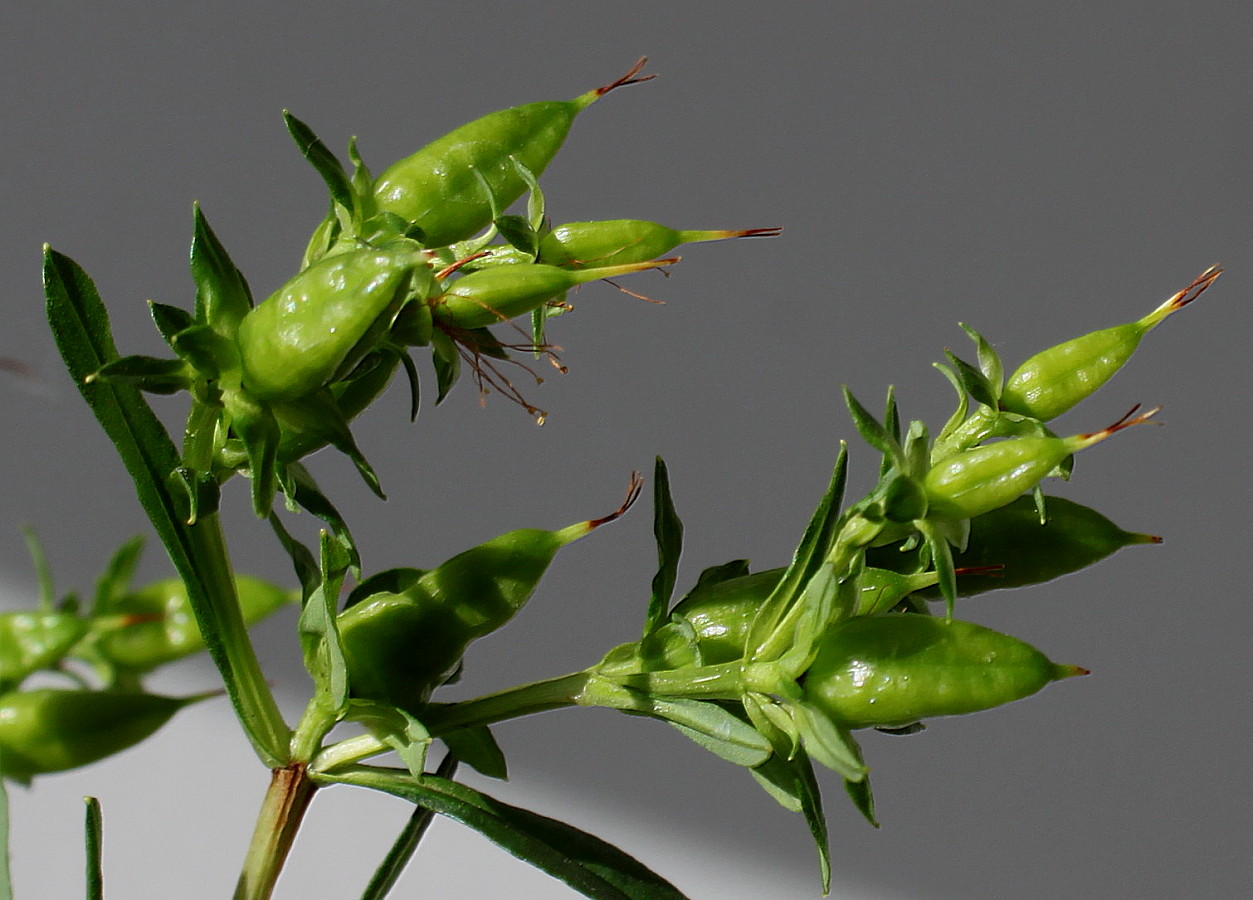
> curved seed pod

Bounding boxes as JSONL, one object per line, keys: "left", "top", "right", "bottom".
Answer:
{"left": 95, "top": 575, "right": 295, "bottom": 671}
{"left": 802, "top": 614, "right": 1085, "bottom": 730}
{"left": 1000, "top": 267, "right": 1220, "bottom": 421}
{"left": 339, "top": 478, "right": 640, "bottom": 712}
{"left": 236, "top": 247, "right": 424, "bottom": 401}
{"left": 372, "top": 59, "right": 652, "bottom": 248}
{"left": 537, "top": 220, "right": 781, "bottom": 268}
{"left": 0, "top": 613, "right": 88, "bottom": 685}
{"left": 434, "top": 258, "right": 674, "bottom": 331}
{"left": 0, "top": 688, "right": 207, "bottom": 780}
{"left": 867, "top": 495, "right": 1159, "bottom": 598}
{"left": 923, "top": 406, "right": 1158, "bottom": 521}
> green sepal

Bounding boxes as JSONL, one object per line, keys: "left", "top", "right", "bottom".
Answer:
{"left": 441, "top": 725, "right": 508, "bottom": 780}
{"left": 171, "top": 324, "right": 240, "bottom": 382}
{"left": 20, "top": 527, "right": 57, "bottom": 613}
{"left": 843, "top": 773, "right": 879, "bottom": 828}
{"left": 944, "top": 349, "right": 999, "bottom": 409}
{"left": 391, "top": 301, "right": 434, "bottom": 348}
{"left": 881, "top": 472, "right": 927, "bottom": 523}
{"left": 281, "top": 462, "right": 362, "bottom": 577}
{"left": 318, "top": 765, "right": 690, "bottom": 900}
{"left": 497, "top": 215, "right": 541, "bottom": 257}
{"left": 742, "top": 692, "right": 801, "bottom": 761}
{"left": 345, "top": 700, "right": 432, "bottom": 781}
{"left": 746, "top": 444, "right": 847, "bottom": 663}
{"left": 271, "top": 392, "right": 385, "bottom": 501}
{"left": 843, "top": 388, "right": 905, "bottom": 472}
{"left": 283, "top": 110, "right": 357, "bottom": 219}
{"left": 398, "top": 350, "right": 421, "bottom": 421}
{"left": 87, "top": 355, "right": 192, "bottom": 395}
{"left": 297, "top": 531, "right": 353, "bottom": 715}
{"left": 792, "top": 700, "right": 867, "bottom": 783}
{"left": 749, "top": 751, "right": 831, "bottom": 892}
{"left": 148, "top": 301, "right": 195, "bottom": 348}
{"left": 918, "top": 518, "right": 957, "bottom": 619}
{"left": 651, "top": 698, "right": 771, "bottom": 768}
{"left": 168, "top": 466, "right": 221, "bottom": 526}
{"left": 223, "top": 391, "right": 281, "bottom": 517}
{"left": 431, "top": 329, "right": 462, "bottom": 403}
{"left": 268, "top": 515, "right": 320, "bottom": 601}
{"left": 512, "top": 155, "right": 547, "bottom": 233}
{"left": 681, "top": 559, "right": 751, "bottom": 601}
{"left": 772, "top": 562, "right": 848, "bottom": 680}
{"left": 932, "top": 362, "right": 970, "bottom": 450}
{"left": 643, "top": 457, "right": 683, "bottom": 637}
{"left": 90, "top": 535, "right": 145, "bottom": 616}
{"left": 347, "top": 136, "right": 374, "bottom": 201}
{"left": 190, "top": 203, "right": 254, "bottom": 339}
{"left": 959, "top": 322, "right": 1003, "bottom": 398}
{"left": 879, "top": 387, "right": 901, "bottom": 478}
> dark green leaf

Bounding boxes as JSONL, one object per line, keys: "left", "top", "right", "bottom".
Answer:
{"left": 944, "top": 350, "right": 998, "bottom": 409}
{"left": 190, "top": 203, "right": 253, "bottom": 337}
{"left": 148, "top": 301, "right": 195, "bottom": 348}
{"left": 283, "top": 111, "right": 356, "bottom": 216}
{"left": 643, "top": 458, "right": 684, "bottom": 637}
{"left": 88, "top": 355, "right": 191, "bottom": 394}
{"left": 323, "top": 766, "right": 689, "bottom": 900}
{"left": 268, "top": 514, "right": 319, "bottom": 601}
{"left": 91, "top": 534, "right": 145, "bottom": 615}
{"left": 843, "top": 388, "right": 904, "bottom": 471}
{"left": 431, "top": 330, "right": 461, "bottom": 404}
{"left": 959, "top": 322, "right": 1003, "bottom": 396}
{"left": 284, "top": 462, "right": 361, "bottom": 577}
{"left": 496, "top": 215, "right": 539, "bottom": 256}
{"left": 44, "top": 246, "right": 287, "bottom": 764}
{"left": 843, "top": 774, "right": 878, "bottom": 828}
{"left": 441, "top": 726, "right": 508, "bottom": 780}
{"left": 682, "top": 559, "right": 751, "bottom": 600}
{"left": 84, "top": 796, "right": 103, "bottom": 900}
{"left": 168, "top": 466, "right": 221, "bottom": 526}
{"left": 359, "top": 754, "right": 457, "bottom": 900}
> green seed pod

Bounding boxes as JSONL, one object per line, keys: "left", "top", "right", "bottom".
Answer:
{"left": 434, "top": 258, "right": 673, "bottom": 331}
{"left": 0, "top": 688, "right": 204, "bottom": 780}
{"left": 1000, "top": 267, "right": 1220, "bottom": 421}
{"left": 372, "top": 60, "right": 652, "bottom": 248}
{"left": 236, "top": 247, "right": 425, "bottom": 401}
{"left": 802, "top": 614, "right": 1085, "bottom": 730}
{"left": 95, "top": 575, "right": 294, "bottom": 671}
{"left": 867, "top": 495, "right": 1160, "bottom": 598}
{"left": 339, "top": 482, "right": 638, "bottom": 712}
{"left": 923, "top": 406, "right": 1157, "bottom": 521}
{"left": 537, "top": 221, "right": 781, "bottom": 269}
{"left": 0, "top": 613, "right": 88, "bottom": 686}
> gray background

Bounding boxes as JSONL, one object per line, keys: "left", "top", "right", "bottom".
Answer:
{"left": 1, "top": 3, "right": 1250, "bottom": 898}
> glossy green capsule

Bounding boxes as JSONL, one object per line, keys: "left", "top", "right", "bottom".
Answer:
{"left": 923, "top": 406, "right": 1157, "bottom": 521}
{"left": 372, "top": 59, "right": 652, "bottom": 248}
{"left": 868, "top": 494, "right": 1160, "bottom": 598}
{"left": 434, "top": 258, "right": 673, "bottom": 331}
{"left": 339, "top": 482, "right": 638, "bottom": 712}
{"left": 236, "top": 247, "right": 426, "bottom": 401}
{"left": 802, "top": 614, "right": 1085, "bottom": 729}
{"left": 95, "top": 575, "right": 295, "bottom": 671}
{"left": 0, "top": 688, "right": 205, "bottom": 780}
{"left": 537, "top": 221, "right": 782, "bottom": 269}
{"left": 0, "top": 613, "right": 88, "bottom": 686}
{"left": 1000, "top": 267, "right": 1220, "bottom": 421}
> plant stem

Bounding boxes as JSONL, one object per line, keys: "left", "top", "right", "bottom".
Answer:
{"left": 419, "top": 672, "right": 592, "bottom": 736}
{"left": 234, "top": 764, "right": 318, "bottom": 900}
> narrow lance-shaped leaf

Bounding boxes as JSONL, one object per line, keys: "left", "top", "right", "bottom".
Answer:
{"left": 844, "top": 388, "right": 905, "bottom": 472}
{"left": 320, "top": 766, "right": 690, "bottom": 900}
{"left": 190, "top": 203, "right": 253, "bottom": 338}
{"left": 944, "top": 349, "right": 999, "bottom": 410}
{"left": 643, "top": 457, "right": 683, "bottom": 637}
{"left": 84, "top": 796, "right": 103, "bottom": 900}
{"left": 283, "top": 110, "right": 357, "bottom": 216}
{"left": 20, "top": 527, "right": 56, "bottom": 613}
{"left": 960, "top": 322, "right": 1003, "bottom": 398}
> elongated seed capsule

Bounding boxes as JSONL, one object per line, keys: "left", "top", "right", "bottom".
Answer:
{"left": 802, "top": 614, "right": 1086, "bottom": 730}
{"left": 339, "top": 477, "right": 640, "bottom": 712}
{"left": 537, "top": 221, "right": 782, "bottom": 268}
{"left": 923, "top": 406, "right": 1158, "bottom": 521}
{"left": 0, "top": 688, "right": 207, "bottom": 780}
{"left": 434, "top": 258, "right": 675, "bottom": 331}
{"left": 95, "top": 575, "right": 295, "bottom": 671}
{"left": 373, "top": 60, "right": 652, "bottom": 248}
{"left": 1000, "top": 267, "right": 1220, "bottom": 421}
{"left": 867, "top": 494, "right": 1160, "bottom": 598}
{"left": 235, "top": 248, "right": 424, "bottom": 400}
{"left": 0, "top": 613, "right": 88, "bottom": 685}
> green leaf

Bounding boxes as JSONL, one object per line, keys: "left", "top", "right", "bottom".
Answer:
{"left": 0, "top": 766, "right": 11, "bottom": 899}
{"left": 268, "top": 514, "right": 320, "bottom": 600}
{"left": 283, "top": 110, "right": 356, "bottom": 216}
{"left": 642, "top": 697, "right": 770, "bottom": 767}
{"left": 284, "top": 462, "right": 362, "bottom": 577}
{"left": 148, "top": 301, "right": 195, "bottom": 348}
{"left": 297, "top": 531, "right": 352, "bottom": 714}
{"left": 844, "top": 774, "right": 879, "bottom": 828}
{"left": 793, "top": 701, "right": 867, "bottom": 783}
{"left": 88, "top": 355, "right": 192, "bottom": 394}
{"left": 20, "top": 526, "right": 56, "bottom": 612}
{"left": 360, "top": 753, "right": 458, "bottom": 900}
{"left": 680, "top": 559, "right": 751, "bottom": 602}
{"left": 348, "top": 136, "right": 374, "bottom": 199}
{"left": 430, "top": 330, "right": 461, "bottom": 404}
{"left": 190, "top": 203, "right": 253, "bottom": 338}
{"left": 750, "top": 751, "right": 831, "bottom": 892}
{"left": 84, "top": 796, "right": 103, "bottom": 900}
{"left": 843, "top": 388, "right": 904, "bottom": 472}
{"left": 932, "top": 362, "right": 970, "bottom": 447}
{"left": 918, "top": 519, "right": 957, "bottom": 620}
{"left": 347, "top": 701, "right": 432, "bottom": 781}
{"left": 879, "top": 386, "right": 901, "bottom": 478}
{"left": 44, "top": 246, "right": 289, "bottom": 765}
{"left": 167, "top": 466, "right": 221, "bottom": 526}
{"left": 322, "top": 766, "right": 690, "bottom": 900}
{"left": 643, "top": 457, "right": 684, "bottom": 637}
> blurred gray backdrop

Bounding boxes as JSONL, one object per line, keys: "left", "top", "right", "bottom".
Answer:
{"left": 1, "top": 3, "right": 1250, "bottom": 898}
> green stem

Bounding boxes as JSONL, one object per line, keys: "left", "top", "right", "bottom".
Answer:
{"left": 420, "top": 672, "right": 591, "bottom": 736}
{"left": 234, "top": 764, "right": 318, "bottom": 900}
{"left": 182, "top": 398, "right": 222, "bottom": 472}
{"left": 188, "top": 512, "right": 291, "bottom": 765}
